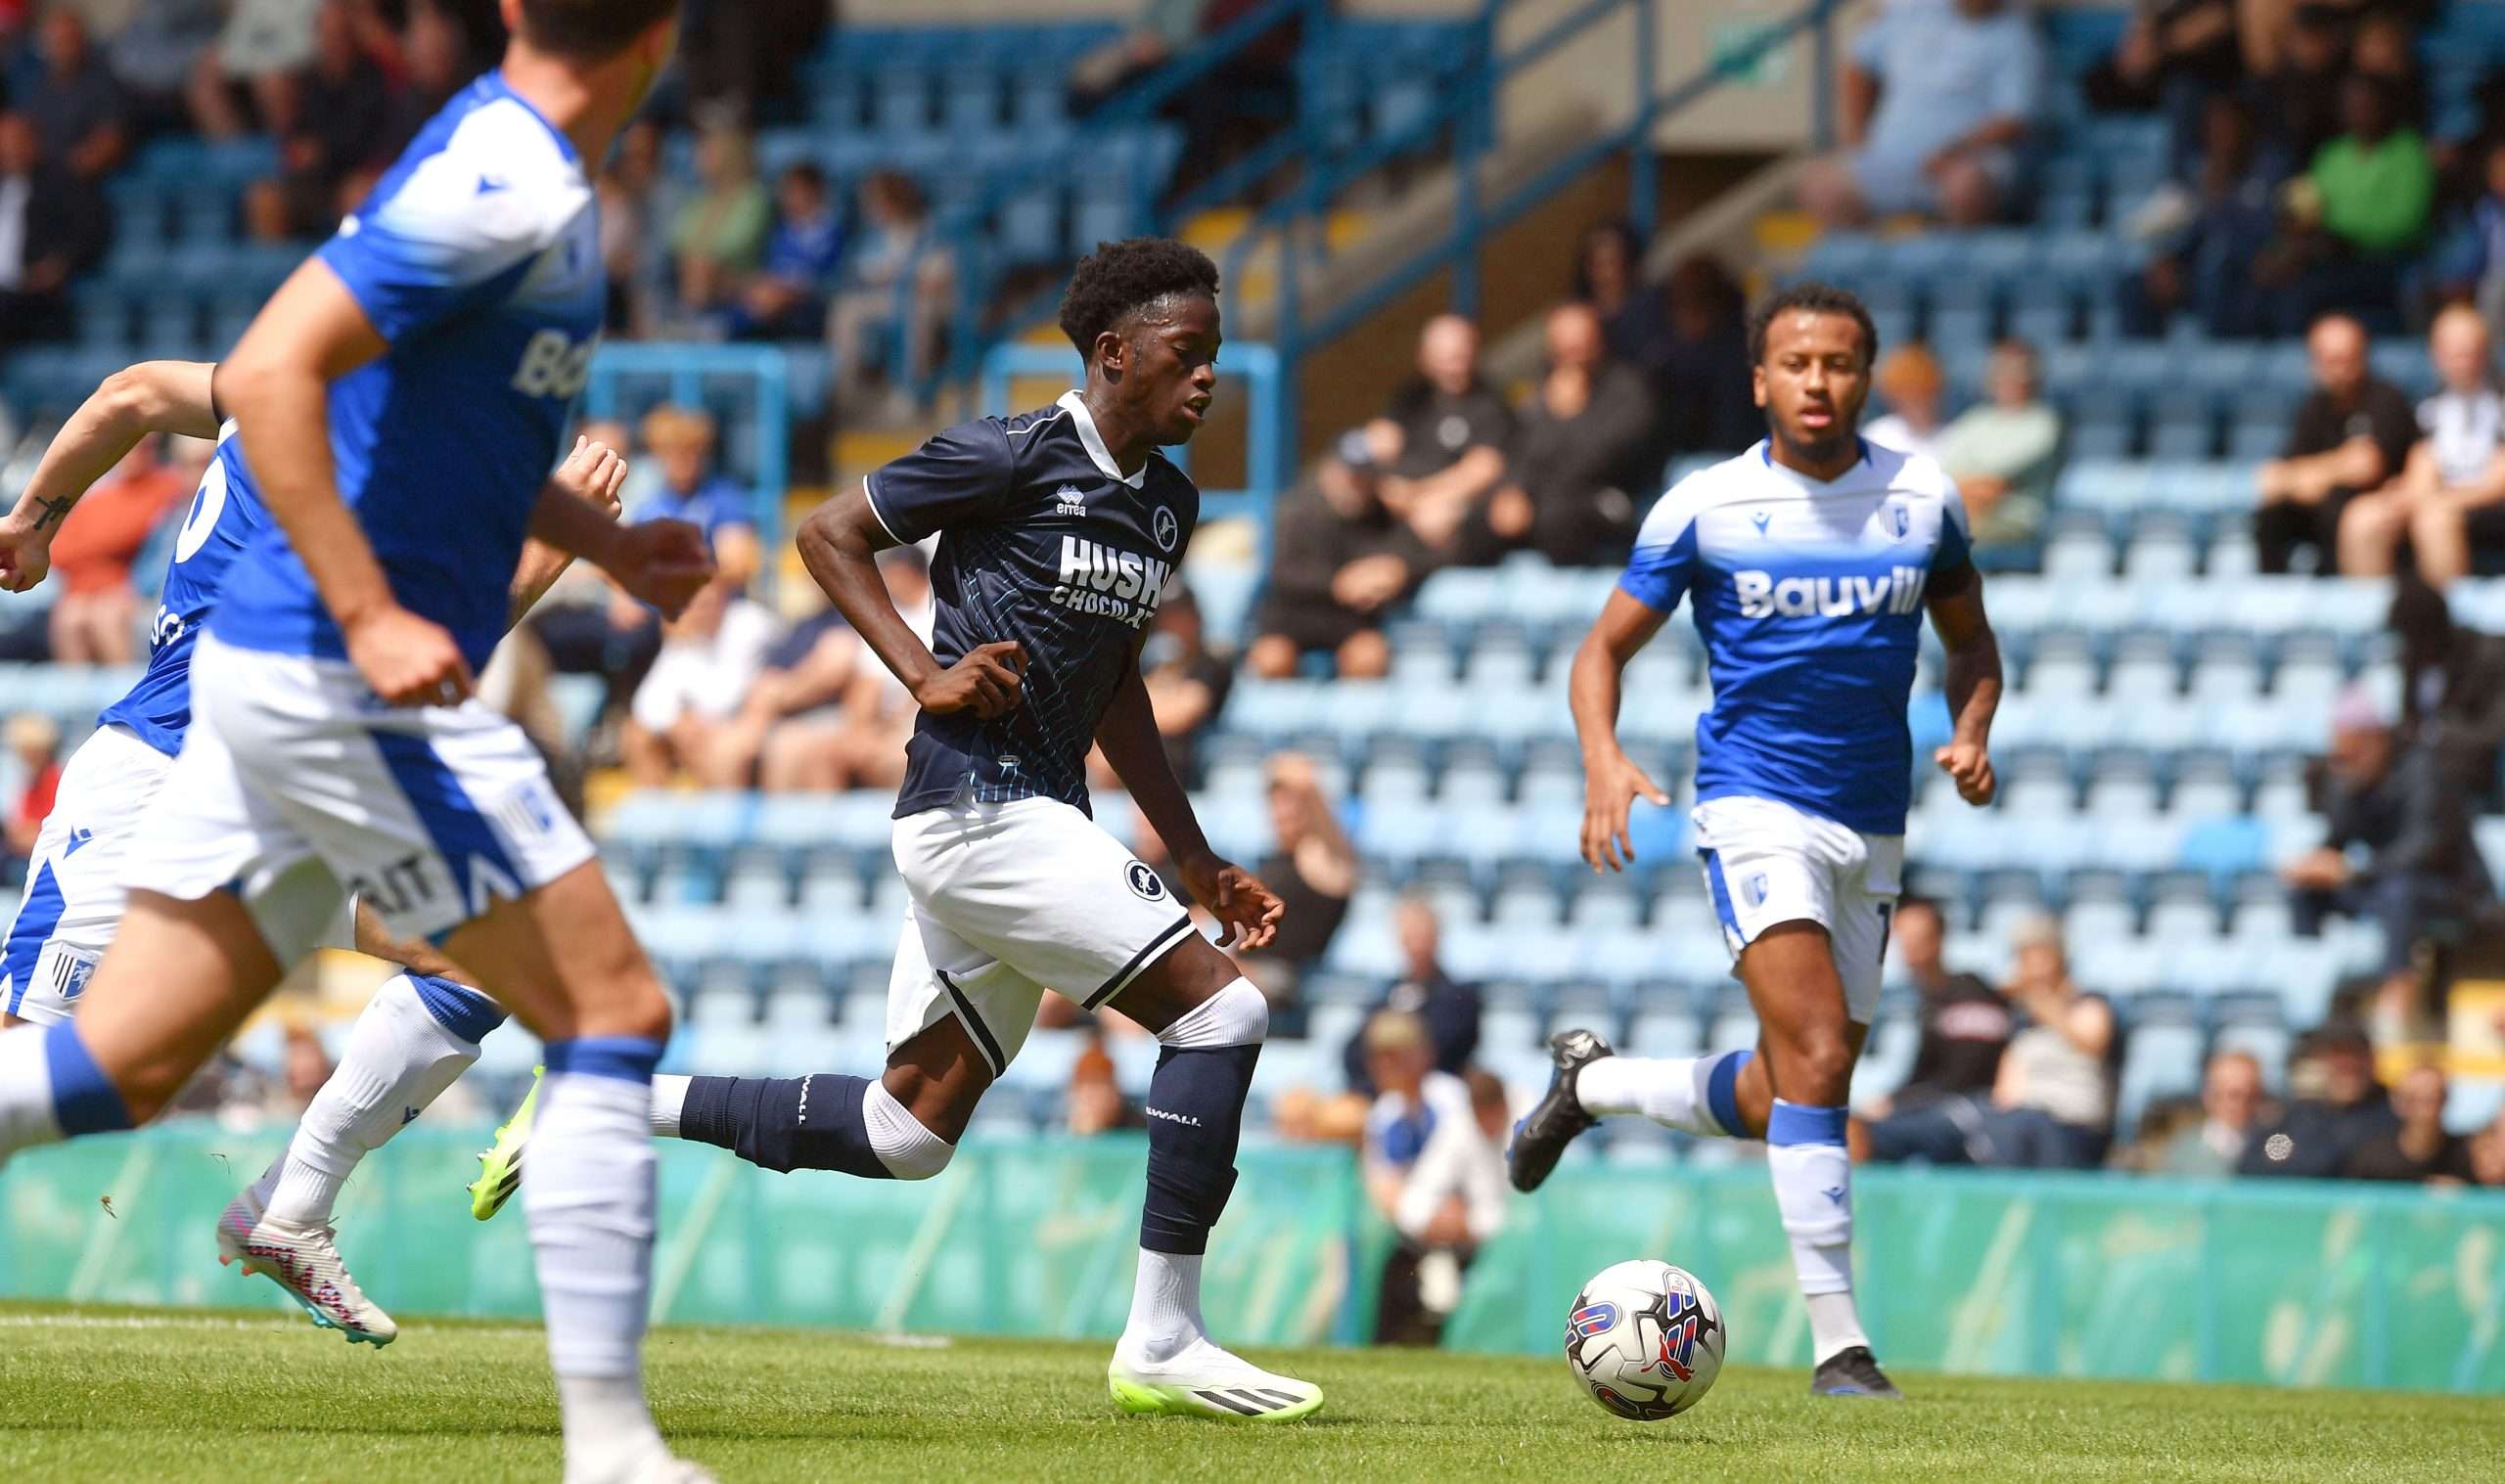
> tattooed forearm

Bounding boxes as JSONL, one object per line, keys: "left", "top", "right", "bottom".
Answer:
{"left": 27, "top": 495, "right": 74, "bottom": 531}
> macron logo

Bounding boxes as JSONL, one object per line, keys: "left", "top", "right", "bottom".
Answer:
{"left": 1144, "top": 1106, "right": 1203, "bottom": 1127}
{"left": 1733, "top": 566, "right": 1926, "bottom": 619}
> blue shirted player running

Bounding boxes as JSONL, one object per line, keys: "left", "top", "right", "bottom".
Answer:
{"left": 0, "top": 361, "right": 627, "bottom": 1349}
{"left": 1507, "top": 284, "right": 2006, "bottom": 1403}
{"left": 0, "top": 8, "right": 714, "bottom": 1480}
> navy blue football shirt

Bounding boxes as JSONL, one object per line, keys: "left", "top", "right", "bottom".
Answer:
{"left": 868, "top": 391, "right": 1199, "bottom": 818}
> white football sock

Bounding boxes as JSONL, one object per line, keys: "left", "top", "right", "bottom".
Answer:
{"left": 1765, "top": 1101, "right": 1870, "bottom": 1365}
{"left": 526, "top": 1065, "right": 662, "bottom": 1478}
{"left": 650, "top": 1074, "right": 690, "bottom": 1138}
{"left": 262, "top": 974, "right": 485, "bottom": 1227}
{"left": 861, "top": 1080, "right": 954, "bottom": 1179}
{"left": 0, "top": 1025, "right": 65, "bottom": 1159}
{"left": 1573, "top": 1051, "right": 1748, "bottom": 1137}
{"left": 1117, "top": 1249, "right": 1207, "bottom": 1366}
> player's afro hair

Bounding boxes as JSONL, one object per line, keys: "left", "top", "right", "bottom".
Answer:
{"left": 1747, "top": 282, "right": 1878, "bottom": 369}
{"left": 1059, "top": 238, "right": 1221, "bottom": 359}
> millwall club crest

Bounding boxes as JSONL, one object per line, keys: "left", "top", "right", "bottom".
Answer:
{"left": 1152, "top": 505, "right": 1179, "bottom": 553}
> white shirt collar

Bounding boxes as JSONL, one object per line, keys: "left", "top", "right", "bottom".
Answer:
{"left": 1058, "top": 390, "right": 1146, "bottom": 489}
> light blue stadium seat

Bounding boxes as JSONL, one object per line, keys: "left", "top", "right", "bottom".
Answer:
{"left": 2117, "top": 998, "right": 2205, "bottom": 1124}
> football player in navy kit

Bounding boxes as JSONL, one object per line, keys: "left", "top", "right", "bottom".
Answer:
{"left": 477, "top": 239, "right": 1322, "bottom": 1421}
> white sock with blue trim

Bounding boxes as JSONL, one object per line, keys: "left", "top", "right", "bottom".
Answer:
{"left": 528, "top": 1036, "right": 665, "bottom": 1482}
{"left": 1573, "top": 1050, "right": 1753, "bottom": 1138}
{"left": 1765, "top": 1099, "right": 1870, "bottom": 1365}
{"left": 261, "top": 973, "right": 501, "bottom": 1227}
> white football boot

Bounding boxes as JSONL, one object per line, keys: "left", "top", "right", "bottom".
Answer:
{"left": 215, "top": 1186, "right": 398, "bottom": 1346}
{"left": 1108, "top": 1336, "right": 1323, "bottom": 1421}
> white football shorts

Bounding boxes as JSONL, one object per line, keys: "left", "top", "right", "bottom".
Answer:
{"left": 887, "top": 787, "right": 1199, "bottom": 1077}
{"left": 122, "top": 633, "right": 593, "bottom": 957}
{"left": 1, "top": 721, "right": 357, "bottom": 1023}
{"left": 1692, "top": 793, "right": 1903, "bottom": 1024}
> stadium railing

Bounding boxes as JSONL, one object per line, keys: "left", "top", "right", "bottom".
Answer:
{"left": 7, "top": 1127, "right": 2498, "bottom": 1393}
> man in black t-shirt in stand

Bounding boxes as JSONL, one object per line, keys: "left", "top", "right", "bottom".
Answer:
{"left": 2254, "top": 312, "right": 2420, "bottom": 574}
{"left": 1367, "top": 314, "right": 1516, "bottom": 558}
{"left": 1868, "top": 896, "right": 2012, "bottom": 1118}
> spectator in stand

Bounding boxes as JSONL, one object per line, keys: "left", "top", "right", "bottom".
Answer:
{"left": 827, "top": 170, "right": 949, "bottom": 413}
{"left": 670, "top": 115, "right": 771, "bottom": 325}
{"left": 2082, "top": 0, "right": 2241, "bottom": 172}
{"left": 729, "top": 160, "right": 843, "bottom": 341}
{"left": 190, "top": 0, "right": 323, "bottom": 140}
{"left": 1137, "top": 582, "right": 1231, "bottom": 787}
{"left": 1376, "top": 1063, "right": 1508, "bottom": 1342}
{"left": 1574, "top": 220, "right": 1658, "bottom": 367}
{"left": 2390, "top": 575, "right": 2505, "bottom": 783}
{"left": 634, "top": 405, "right": 760, "bottom": 588}
{"left": 44, "top": 433, "right": 189, "bottom": 666}
{"left": 1480, "top": 302, "right": 1654, "bottom": 565}
{"left": 2127, "top": 93, "right": 2283, "bottom": 339}
{"left": 1245, "top": 433, "right": 1427, "bottom": 680}
{"left": 620, "top": 573, "right": 782, "bottom": 787}
{"left": 696, "top": 596, "right": 856, "bottom": 788}
{"left": 1871, "top": 896, "right": 2011, "bottom": 1117}
{"left": 2275, "top": 74, "right": 2433, "bottom": 328}
{"left": 754, "top": 547, "right": 935, "bottom": 792}
{"left": 1357, "top": 1011, "right": 1492, "bottom": 1346}
{"left": 2145, "top": 1050, "right": 2268, "bottom": 1177}
{"left": 596, "top": 117, "right": 666, "bottom": 335}
{"left": 1341, "top": 894, "right": 1483, "bottom": 1098}
{"left": 1865, "top": 343, "right": 1948, "bottom": 464}
{"left": 0, "top": 109, "right": 110, "bottom": 351}
{"left": 2283, "top": 684, "right": 2492, "bottom": 1008}
{"left": 1237, "top": 751, "right": 1356, "bottom": 1001}
{"left": 1863, "top": 917, "right": 2117, "bottom": 1170}
{"left": 2254, "top": 313, "right": 2418, "bottom": 574}
{"left": 1935, "top": 339, "right": 2063, "bottom": 555}
{"left": 2472, "top": 1108, "right": 2505, "bottom": 1187}
{"left": 1798, "top": 0, "right": 2045, "bottom": 229}
{"left": 2339, "top": 305, "right": 2505, "bottom": 582}
{"left": 2348, "top": 13, "right": 2427, "bottom": 135}
{"left": 2438, "top": 140, "right": 2505, "bottom": 346}
{"left": 1064, "top": 1028, "right": 1142, "bottom": 1136}
{"left": 1643, "top": 256, "right": 1760, "bottom": 462}
{"left": 1369, "top": 314, "right": 1514, "bottom": 557}
{"left": 2343, "top": 1061, "right": 2475, "bottom": 1182}
{"left": 244, "top": 1, "right": 399, "bottom": 242}
{"left": 2238, "top": 1020, "right": 2397, "bottom": 1177}
{"left": 23, "top": 10, "right": 127, "bottom": 180}
{"left": 2251, "top": 2, "right": 2348, "bottom": 172}
{"left": 109, "top": 1, "right": 225, "bottom": 135}
{"left": 4, "top": 711, "right": 61, "bottom": 875}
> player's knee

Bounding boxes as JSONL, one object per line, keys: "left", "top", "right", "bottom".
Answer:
{"left": 1771, "top": 1035, "right": 1854, "bottom": 1104}
{"left": 1157, "top": 975, "right": 1269, "bottom": 1050}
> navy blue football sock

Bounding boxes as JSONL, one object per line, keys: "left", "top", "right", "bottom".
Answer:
{"left": 1138, "top": 1043, "right": 1260, "bottom": 1254}
{"left": 676, "top": 1073, "right": 890, "bottom": 1179}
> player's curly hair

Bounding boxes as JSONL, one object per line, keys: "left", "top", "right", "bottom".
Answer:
{"left": 1059, "top": 238, "right": 1221, "bottom": 360}
{"left": 1747, "top": 282, "right": 1878, "bottom": 369}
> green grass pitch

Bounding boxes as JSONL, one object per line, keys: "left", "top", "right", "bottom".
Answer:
{"left": 1, "top": 1301, "right": 2497, "bottom": 1482}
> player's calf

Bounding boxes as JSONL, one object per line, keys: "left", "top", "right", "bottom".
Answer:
{"left": 663, "top": 1068, "right": 955, "bottom": 1180}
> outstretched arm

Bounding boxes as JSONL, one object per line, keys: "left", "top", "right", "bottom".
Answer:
{"left": 1925, "top": 565, "right": 2002, "bottom": 806}
{"left": 0, "top": 361, "right": 221, "bottom": 592}
{"left": 794, "top": 484, "right": 1024, "bottom": 719}
{"left": 1097, "top": 633, "right": 1281, "bottom": 950}
{"left": 1570, "top": 589, "right": 1672, "bottom": 872}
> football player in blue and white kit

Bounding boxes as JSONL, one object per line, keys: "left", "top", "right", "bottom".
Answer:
{"left": 0, "top": 5, "right": 718, "bottom": 1481}
{"left": 1507, "top": 284, "right": 2005, "bottom": 1401}
{"left": 0, "top": 361, "right": 630, "bottom": 1348}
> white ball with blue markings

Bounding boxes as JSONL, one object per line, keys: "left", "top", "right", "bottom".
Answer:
{"left": 1563, "top": 1259, "right": 1725, "bottom": 1420}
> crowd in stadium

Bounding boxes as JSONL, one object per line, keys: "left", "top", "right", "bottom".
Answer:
{"left": 8, "top": 0, "right": 2505, "bottom": 1254}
